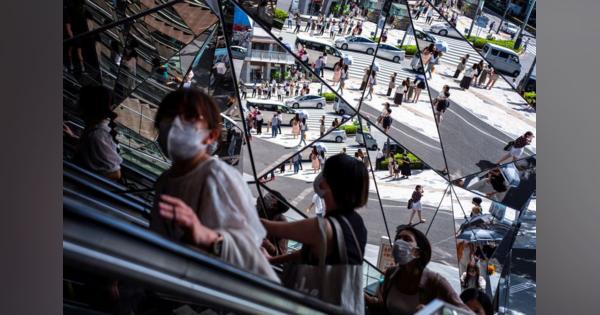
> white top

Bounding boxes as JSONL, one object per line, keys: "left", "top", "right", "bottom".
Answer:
{"left": 77, "top": 119, "right": 122, "bottom": 174}
{"left": 215, "top": 62, "right": 227, "bottom": 74}
{"left": 312, "top": 193, "right": 325, "bottom": 215}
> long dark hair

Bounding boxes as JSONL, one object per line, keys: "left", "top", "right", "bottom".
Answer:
{"left": 78, "top": 85, "right": 118, "bottom": 146}
{"left": 464, "top": 261, "right": 481, "bottom": 289}
{"left": 460, "top": 288, "right": 493, "bottom": 315}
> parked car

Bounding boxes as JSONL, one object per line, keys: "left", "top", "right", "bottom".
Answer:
{"left": 245, "top": 99, "right": 297, "bottom": 125}
{"left": 376, "top": 44, "right": 406, "bottom": 63}
{"left": 355, "top": 131, "right": 378, "bottom": 150}
{"left": 501, "top": 22, "right": 519, "bottom": 35}
{"left": 229, "top": 46, "right": 247, "bottom": 59}
{"left": 333, "top": 98, "right": 354, "bottom": 115}
{"left": 481, "top": 43, "right": 521, "bottom": 77}
{"left": 334, "top": 36, "right": 378, "bottom": 54}
{"left": 414, "top": 28, "right": 439, "bottom": 50}
{"left": 296, "top": 34, "right": 345, "bottom": 69}
{"left": 428, "top": 22, "right": 462, "bottom": 38}
{"left": 284, "top": 94, "right": 326, "bottom": 109}
{"left": 322, "top": 129, "right": 347, "bottom": 143}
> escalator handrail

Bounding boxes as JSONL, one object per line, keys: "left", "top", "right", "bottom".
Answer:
{"left": 64, "top": 160, "right": 152, "bottom": 209}
{"left": 64, "top": 196, "right": 352, "bottom": 315}
{"left": 64, "top": 167, "right": 150, "bottom": 216}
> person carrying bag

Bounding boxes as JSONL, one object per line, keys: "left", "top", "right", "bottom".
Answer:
{"left": 281, "top": 216, "right": 364, "bottom": 313}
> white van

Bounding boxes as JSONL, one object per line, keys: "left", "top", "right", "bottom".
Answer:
{"left": 245, "top": 99, "right": 297, "bottom": 126}
{"left": 481, "top": 43, "right": 521, "bottom": 77}
{"left": 296, "top": 34, "right": 344, "bottom": 69}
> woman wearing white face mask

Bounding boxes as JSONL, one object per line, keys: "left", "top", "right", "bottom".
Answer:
{"left": 150, "top": 88, "right": 279, "bottom": 282}
{"left": 365, "top": 225, "right": 473, "bottom": 314}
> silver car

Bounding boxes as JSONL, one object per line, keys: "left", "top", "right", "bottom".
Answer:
{"left": 376, "top": 44, "right": 406, "bottom": 63}
{"left": 501, "top": 22, "right": 519, "bottom": 35}
{"left": 335, "top": 36, "right": 378, "bottom": 55}
{"left": 284, "top": 94, "right": 326, "bottom": 109}
{"left": 428, "top": 22, "right": 462, "bottom": 38}
{"left": 322, "top": 129, "right": 347, "bottom": 143}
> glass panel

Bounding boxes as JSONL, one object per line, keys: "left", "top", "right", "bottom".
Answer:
{"left": 409, "top": 1, "right": 536, "bottom": 180}
{"left": 452, "top": 156, "right": 536, "bottom": 211}
{"left": 451, "top": 185, "right": 520, "bottom": 298}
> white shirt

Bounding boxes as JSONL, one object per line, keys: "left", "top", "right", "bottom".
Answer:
{"left": 77, "top": 119, "right": 122, "bottom": 174}
{"left": 312, "top": 193, "right": 324, "bottom": 215}
{"left": 215, "top": 62, "right": 226, "bottom": 75}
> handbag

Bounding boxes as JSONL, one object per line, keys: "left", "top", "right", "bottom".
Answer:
{"left": 407, "top": 198, "right": 413, "bottom": 209}
{"left": 281, "top": 216, "right": 365, "bottom": 314}
{"left": 503, "top": 140, "right": 515, "bottom": 151}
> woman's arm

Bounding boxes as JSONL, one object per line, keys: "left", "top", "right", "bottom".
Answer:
{"left": 261, "top": 217, "right": 333, "bottom": 257}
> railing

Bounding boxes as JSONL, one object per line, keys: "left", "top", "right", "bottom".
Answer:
{"left": 415, "top": 299, "right": 475, "bottom": 315}
{"left": 64, "top": 196, "right": 352, "bottom": 315}
{"left": 247, "top": 49, "right": 296, "bottom": 63}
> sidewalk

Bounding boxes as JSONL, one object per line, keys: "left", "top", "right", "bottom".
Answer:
{"left": 427, "top": 61, "right": 536, "bottom": 150}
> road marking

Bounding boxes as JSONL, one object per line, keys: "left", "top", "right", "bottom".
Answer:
{"left": 292, "top": 186, "right": 315, "bottom": 207}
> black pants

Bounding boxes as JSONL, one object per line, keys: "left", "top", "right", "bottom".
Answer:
{"left": 256, "top": 120, "right": 263, "bottom": 134}
{"left": 294, "top": 25, "right": 301, "bottom": 33}
{"left": 387, "top": 87, "right": 393, "bottom": 96}
{"left": 453, "top": 69, "right": 461, "bottom": 78}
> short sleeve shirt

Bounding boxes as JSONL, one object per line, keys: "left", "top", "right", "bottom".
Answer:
{"left": 312, "top": 193, "right": 324, "bottom": 215}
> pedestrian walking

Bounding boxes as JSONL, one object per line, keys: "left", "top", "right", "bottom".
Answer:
{"left": 394, "top": 77, "right": 409, "bottom": 105}
{"left": 387, "top": 72, "right": 397, "bottom": 97}
{"left": 387, "top": 153, "right": 395, "bottom": 177}
{"left": 365, "top": 71, "right": 376, "bottom": 100}
{"left": 270, "top": 112, "right": 281, "bottom": 138}
{"left": 454, "top": 54, "right": 469, "bottom": 78}
{"left": 400, "top": 154, "right": 411, "bottom": 179}
{"left": 472, "top": 60, "right": 484, "bottom": 85}
{"left": 297, "top": 118, "right": 308, "bottom": 147}
{"left": 477, "top": 63, "right": 490, "bottom": 87}
{"left": 497, "top": 131, "right": 534, "bottom": 164}
{"left": 320, "top": 116, "right": 326, "bottom": 137}
{"left": 460, "top": 64, "right": 477, "bottom": 90}
{"left": 291, "top": 114, "right": 300, "bottom": 139}
{"left": 315, "top": 54, "right": 324, "bottom": 77}
{"left": 310, "top": 147, "right": 320, "bottom": 173}
{"left": 332, "top": 60, "right": 343, "bottom": 84}
{"left": 488, "top": 21, "right": 495, "bottom": 33}
{"left": 294, "top": 13, "right": 302, "bottom": 33}
{"left": 251, "top": 82, "right": 257, "bottom": 97}
{"left": 360, "top": 67, "right": 370, "bottom": 91}
{"left": 306, "top": 192, "right": 325, "bottom": 217}
{"left": 305, "top": 18, "right": 312, "bottom": 32}
{"left": 485, "top": 67, "right": 498, "bottom": 89}
{"left": 337, "top": 65, "right": 347, "bottom": 94}
{"left": 521, "top": 37, "right": 530, "bottom": 55}
{"left": 240, "top": 83, "right": 247, "bottom": 99}
{"left": 408, "top": 185, "right": 426, "bottom": 224}
{"left": 426, "top": 6, "right": 434, "bottom": 24}
{"left": 255, "top": 110, "right": 264, "bottom": 135}
{"left": 412, "top": 74, "right": 426, "bottom": 103}
{"left": 433, "top": 85, "right": 451, "bottom": 124}
{"left": 292, "top": 152, "right": 301, "bottom": 173}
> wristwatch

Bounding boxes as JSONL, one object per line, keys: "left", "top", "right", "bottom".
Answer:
{"left": 211, "top": 233, "right": 224, "bottom": 257}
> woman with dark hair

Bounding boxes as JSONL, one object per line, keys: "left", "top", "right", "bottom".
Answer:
{"left": 461, "top": 262, "right": 486, "bottom": 290}
{"left": 400, "top": 154, "right": 411, "bottom": 179}
{"left": 149, "top": 88, "right": 279, "bottom": 282}
{"left": 460, "top": 288, "right": 493, "bottom": 315}
{"left": 262, "top": 154, "right": 369, "bottom": 310}
{"left": 460, "top": 64, "right": 478, "bottom": 90}
{"left": 65, "top": 85, "right": 122, "bottom": 181}
{"left": 365, "top": 225, "right": 472, "bottom": 314}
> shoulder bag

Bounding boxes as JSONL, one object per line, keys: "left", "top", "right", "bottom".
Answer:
{"left": 281, "top": 216, "right": 365, "bottom": 314}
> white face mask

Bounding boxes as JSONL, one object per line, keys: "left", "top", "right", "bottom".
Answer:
{"left": 313, "top": 173, "right": 326, "bottom": 198}
{"left": 158, "top": 116, "right": 209, "bottom": 161}
{"left": 392, "top": 239, "right": 418, "bottom": 266}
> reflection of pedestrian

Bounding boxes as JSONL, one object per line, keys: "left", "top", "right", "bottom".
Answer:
{"left": 454, "top": 54, "right": 469, "bottom": 78}
{"left": 400, "top": 155, "right": 411, "bottom": 179}
{"left": 460, "top": 64, "right": 477, "bottom": 90}
{"left": 387, "top": 72, "right": 397, "bottom": 97}
{"left": 434, "top": 85, "right": 451, "bottom": 124}
{"left": 470, "top": 197, "right": 482, "bottom": 217}
{"left": 310, "top": 147, "right": 320, "bottom": 173}
{"left": 408, "top": 185, "right": 426, "bottom": 224}
{"left": 297, "top": 118, "right": 308, "bottom": 147}
{"left": 412, "top": 75, "right": 426, "bottom": 102}
{"left": 255, "top": 111, "right": 263, "bottom": 135}
{"left": 489, "top": 21, "right": 496, "bottom": 33}
{"left": 486, "top": 67, "right": 499, "bottom": 89}
{"left": 497, "top": 131, "right": 534, "bottom": 164}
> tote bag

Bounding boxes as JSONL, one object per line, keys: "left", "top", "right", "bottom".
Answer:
{"left": 281, "top": 216, "right": 365, "bottom": 314}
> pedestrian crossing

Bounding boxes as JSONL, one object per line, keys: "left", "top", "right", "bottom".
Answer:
{"left": 343, "top": 52, "right": 429, "bottom": 98}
